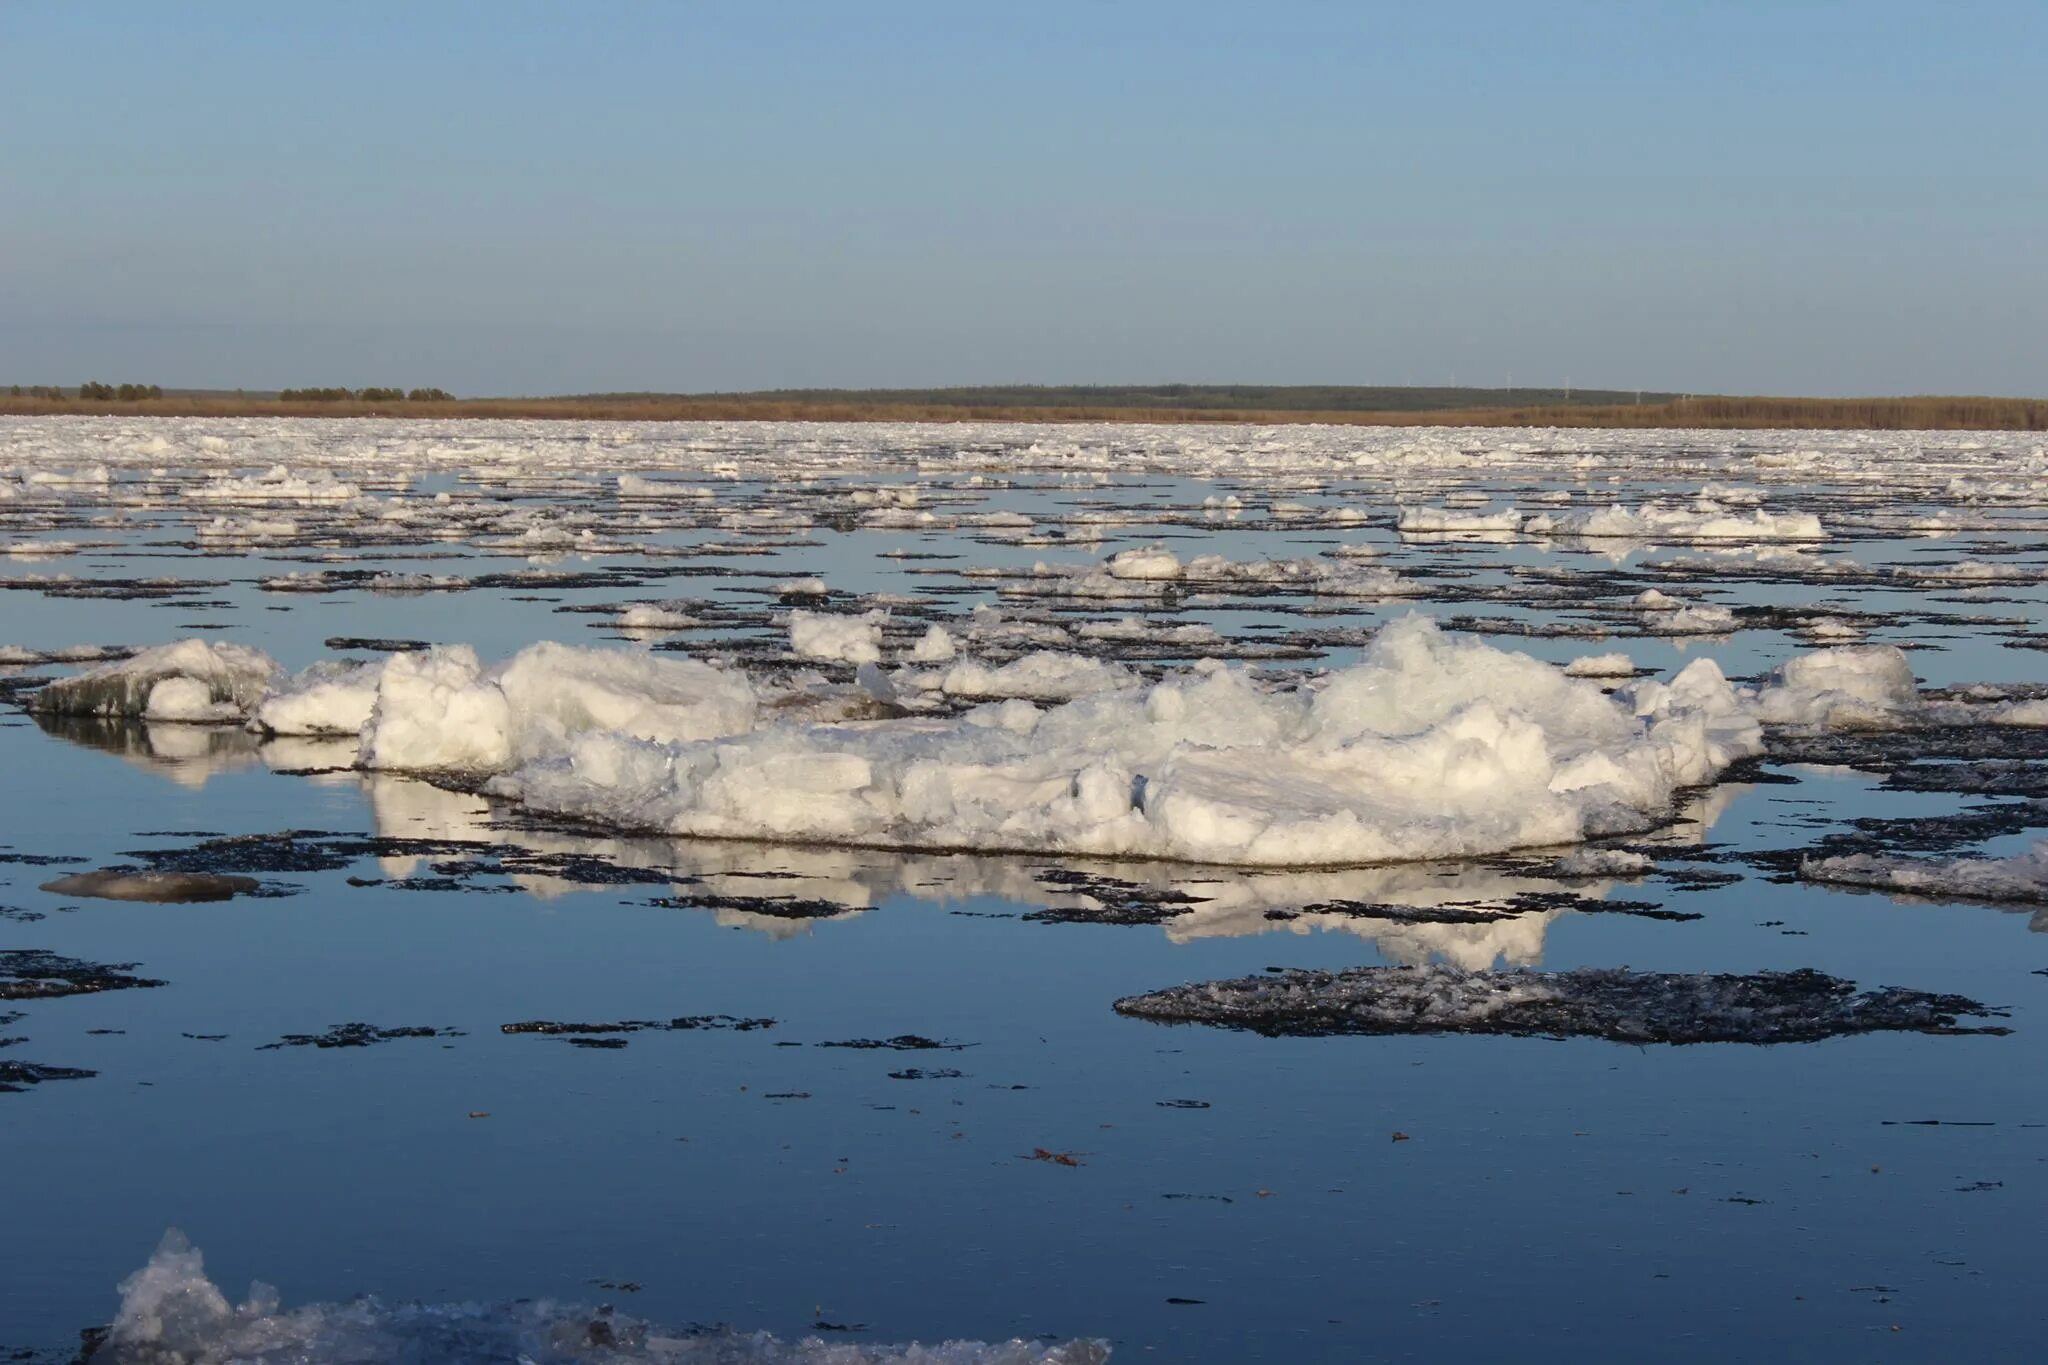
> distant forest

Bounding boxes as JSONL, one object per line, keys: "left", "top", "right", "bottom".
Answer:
{"left": 568, "top": 384, "right": 1681, "bottom": 412}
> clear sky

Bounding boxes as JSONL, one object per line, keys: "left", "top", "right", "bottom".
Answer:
{"left": 3, "top": 1, "right": 2042, "bottom": 397}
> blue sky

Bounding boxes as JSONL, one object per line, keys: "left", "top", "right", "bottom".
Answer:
{"left": 3, "top": 1, "right": 2042, "bottom": 396}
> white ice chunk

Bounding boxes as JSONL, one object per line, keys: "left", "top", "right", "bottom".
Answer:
{"left": 1752, "top": 646, "right": 1918, "bottom": 727}
{"left": 788, "top": 608, "right": 885, "bottom": 664}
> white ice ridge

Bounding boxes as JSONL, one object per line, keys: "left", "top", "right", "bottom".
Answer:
{"left": 486, "top": 616, "right": 1762, "bottom": 865}
{"left": 1021, "top": 546, "right": 1415, "bottom": 599}
{"left": 1396, "top": 500, "right": 1825, "bottom": 543}
{"left": 1524, "top": 501, "right": 1825, "bottom": 541}
{"left": 92, "top": 1229, "right": 1107, "bottom": 1364}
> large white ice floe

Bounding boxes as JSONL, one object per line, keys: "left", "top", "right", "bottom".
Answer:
{"left": 485, "top": 616, "right": 1762, "bottom": 864}
{"left": 1524, "top": 501, "right": 1825, "bottom": 542}
{"left": 30, "top": 640, "right": 282, "bottom": 723}
{"left": 87, "top": 1230, "right": 1107, "bottom": 1364}
{"left": 183, "top": 464, "right": 364, "bottom": 503}
{"left": 1024, "top": 547, "right": 1414, "bottom": 600}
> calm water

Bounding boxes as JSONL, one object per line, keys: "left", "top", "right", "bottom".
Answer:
{"left": 3, "top": 418, "right": 2044, "bottom": 1362}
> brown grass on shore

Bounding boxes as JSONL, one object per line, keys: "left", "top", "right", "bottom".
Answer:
{"left": 0, "top": 393, "right": 2042, "bottom": 431}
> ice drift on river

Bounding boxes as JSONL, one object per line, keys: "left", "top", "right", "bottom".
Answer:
{"left": 89, "top": 1230, "right": 1106, "bottom": 1364}
{"left": 483, "top": 616, "right": 1762, "bottom": 864}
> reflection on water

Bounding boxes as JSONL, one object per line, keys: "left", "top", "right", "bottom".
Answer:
{"left": 32, "top": 712, "right": 266, "bottom": 789}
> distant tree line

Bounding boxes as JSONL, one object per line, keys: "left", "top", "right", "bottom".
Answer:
{"left": 278, "top": 387, "right": 455, "bottom": 402}
{"left": 74, "top": 381, "right": 165, "bottom": 400}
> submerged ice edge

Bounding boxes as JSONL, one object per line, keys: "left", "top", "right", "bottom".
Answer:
{"left": 23, "top": 616, "right": 1794, "bottom": 867}
{"left": 85, "top": 1230, "right": 1109, "bottom": 1364}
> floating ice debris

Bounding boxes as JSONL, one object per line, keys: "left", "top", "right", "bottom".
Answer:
{"left": 1397, "top": 506, "right": 1524, "bottom": 536}
{"left": 1525, "top": 502, "right": 1825, "bottom": 542}
{"left": 86, "top": 1230, "right": 1109, "bottom": 1363}
{"left": 30, "top": 640, "right": 281, "bottom": 723}
{"left": 616, "top": 602, "right": 701, "bottom": 630}
{"left": 1563, "top": 652, "right": 1636, "bottom": 678}
{"left": 1802, "top": 841, "right": 2048, "bottom": 905}
{"left": 923, "top": 651, "right": 1134, "bottom": 702}
{"left": 184, "top": 464, "right": 362, "bottom": 502}
{"left": 1653, "top": 604, "right": 1738, "bottom": 636}
{"left": 0, "top": 642, "right": 138, "bottom": 666}
{"left": 39, "top": 870, "right": 262, "bottom": 903}
{"left": 1114, "top": 965, "right": 2009, "bottom": 1043}
{"left": 1552, "top": 847, "right": 1655, "bottom": 877}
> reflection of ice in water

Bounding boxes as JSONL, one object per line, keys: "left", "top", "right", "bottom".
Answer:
{"left": 30, "top": 714, "right": 265, "bottom": 790}
{"left": 1639, "top": 783, "right": 1752, "bottom": 847}
{"left": 361, "top": 772, "right": 498, "bottom": 878}
{"left": 1158, "top": 864, "right": 1576, "bottom": 970}
{"left": 351, "top": 784, "right": 1613, "bottom": 965}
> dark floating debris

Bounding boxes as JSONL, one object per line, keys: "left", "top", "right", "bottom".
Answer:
{"left": 323, "top": 636, "right": 433, "bottom": 653}
{"left": 887, "top": 1067, "right": 966, "bottom": 1080}
{"left": 1113, "top": 965, "right": 2011, "bottom": 1044}
{"left": 1883, "top": 1119, "right": 1996, "bottom": 1126}
{"left": 1023, "top": 1148, "right": 1085, "bottom": 1167}
{"left": 501, "top": 1016, "right": 776, "bottom": 1037}
{"left": 0, "top": 1059, "right": 97, "bottom": 1093}
{"left": 650, "top": 891, "right": 860, "bottom": 919}
{"left": 1023, "top": 869, "right": 1211, "bottom": 926}
{"left": 819, "top": 1035, "right": 973, "bottom": 1052}
{"left": 1156, "top": 1099, "right": 1212, "bottom": 1110}
{"left": 39, "top": 870, "right": 264, "bottom": 903}
{"left": 257, "top": 1023, "right": 463, "bottom": 1050}
{"left": 116, "top": 829, "right": 682, "bottom": 893}
{"left": 0, "top": 950, "right": 165, "bottom": 1001}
